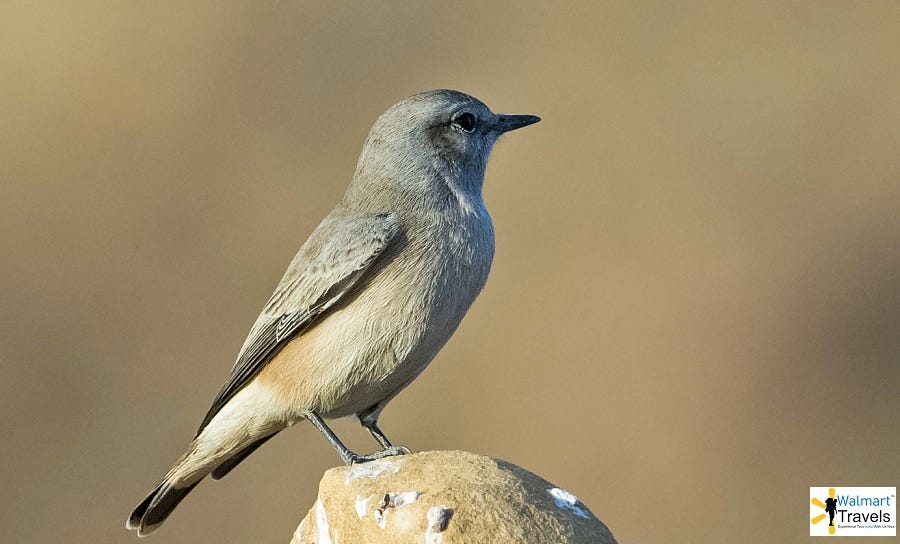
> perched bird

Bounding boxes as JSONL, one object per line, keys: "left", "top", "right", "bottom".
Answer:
{"left": 126, "top": 89, "right": 540, "bottom": 536}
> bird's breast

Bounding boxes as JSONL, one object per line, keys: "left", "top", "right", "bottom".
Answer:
{"left": 386, "top": 210, "right": 495, "bottom": 366}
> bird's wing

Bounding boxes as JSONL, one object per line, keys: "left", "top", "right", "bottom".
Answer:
{"left": 195, "top": 211, "right": 404, "bottom": 436}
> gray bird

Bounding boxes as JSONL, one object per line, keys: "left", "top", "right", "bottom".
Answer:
{"left": 126, "top": 89, "right": 540, "bottom": 536}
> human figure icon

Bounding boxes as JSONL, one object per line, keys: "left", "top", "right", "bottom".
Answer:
{"left": 825, "top": 496, "right": 837, "bottom": 526}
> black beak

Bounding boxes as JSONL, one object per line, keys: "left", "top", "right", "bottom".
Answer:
{"left": 494, "top": 114, "right": 541, "bottom": 133}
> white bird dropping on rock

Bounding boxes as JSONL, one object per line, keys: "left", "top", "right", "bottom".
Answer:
{"left": 548, "top": 487, "right": 590, "bottom": 519}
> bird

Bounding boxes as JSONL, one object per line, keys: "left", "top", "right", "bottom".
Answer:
{"left": 126, "top": 89, "right": 540, "bottom": 536}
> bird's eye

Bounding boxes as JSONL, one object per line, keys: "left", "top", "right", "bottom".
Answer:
{"left": 451, "top": 112, "right": 477, "bottom": 133}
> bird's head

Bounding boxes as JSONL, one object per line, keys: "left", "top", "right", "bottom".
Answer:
{"left": 349, "top": 90, "right": 540, "bottom": 210}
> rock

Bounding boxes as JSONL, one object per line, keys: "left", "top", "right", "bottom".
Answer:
{"left": 291, "top": 450, "right": 617, "bottom": 544}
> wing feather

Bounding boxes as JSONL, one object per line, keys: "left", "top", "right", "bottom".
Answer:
{"left": 195, "top": 211, "right": 403, "bottom": 436}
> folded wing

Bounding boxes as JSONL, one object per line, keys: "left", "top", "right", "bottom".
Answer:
{"left": 196, "top": 211, "right": 404, "bottom": 436}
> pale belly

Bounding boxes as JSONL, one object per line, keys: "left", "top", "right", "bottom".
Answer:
{"left": 255, "top": 233, "right": 492, "bottom": 420}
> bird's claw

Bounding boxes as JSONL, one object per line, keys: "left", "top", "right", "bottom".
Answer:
{"left": 346, "top": 445, "right": 411, "bottom": 465}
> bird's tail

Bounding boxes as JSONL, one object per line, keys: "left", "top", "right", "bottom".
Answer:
{"left": 126, "top": 477, "right": 200, "bottom": 537}
{"left": 126, "top": 444, "right": 213, "bottom": 537}
{"left": 126, "top": 426, "right": 282, "bottom": 535}
{"left": 127, "top": 382, "right": 286, "bottom": 536}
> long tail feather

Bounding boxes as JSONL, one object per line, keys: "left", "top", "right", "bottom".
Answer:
{"left": 127, "top": 479, "right": 201, "bottom": 537}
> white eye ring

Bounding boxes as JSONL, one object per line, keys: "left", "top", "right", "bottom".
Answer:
{"left": 451, "top": 112, "right": 477, "bottom": 133}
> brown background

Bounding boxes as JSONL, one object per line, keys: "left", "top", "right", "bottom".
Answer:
{"left": 1, "top": 2, "right": 898, "bottom": 543}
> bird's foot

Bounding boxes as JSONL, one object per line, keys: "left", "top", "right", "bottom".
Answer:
{"left": 345, "top": 445, "right": 411, "bottom": 465}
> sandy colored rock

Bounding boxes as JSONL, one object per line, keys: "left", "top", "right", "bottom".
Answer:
{"left": 291, "top": 450, "right": 617, "bottom": 544}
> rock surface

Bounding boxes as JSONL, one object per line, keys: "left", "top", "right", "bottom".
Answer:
{"left": 291, "top": 450, "right": 617, "bottom": 544}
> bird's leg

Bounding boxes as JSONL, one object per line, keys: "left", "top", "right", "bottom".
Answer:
{"left": 357, "top": 409, "right": 412, "bottom": 457}
{"left": 307, "top": 411, "right": 409, "bottom": 465}
{"left": 364, "top": 421, "right": 394, "bottom": 449}
{"left": 307, "top": 411, "right": 359, "bottom": 465}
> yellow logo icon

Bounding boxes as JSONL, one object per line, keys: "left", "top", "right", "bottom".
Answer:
{"left": 812, "top": 487, "right": 838, "bottom": 535}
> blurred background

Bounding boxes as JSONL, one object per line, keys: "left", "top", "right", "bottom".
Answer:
{"left": 1, "top": 2, "right": 898, "bottom": 543}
